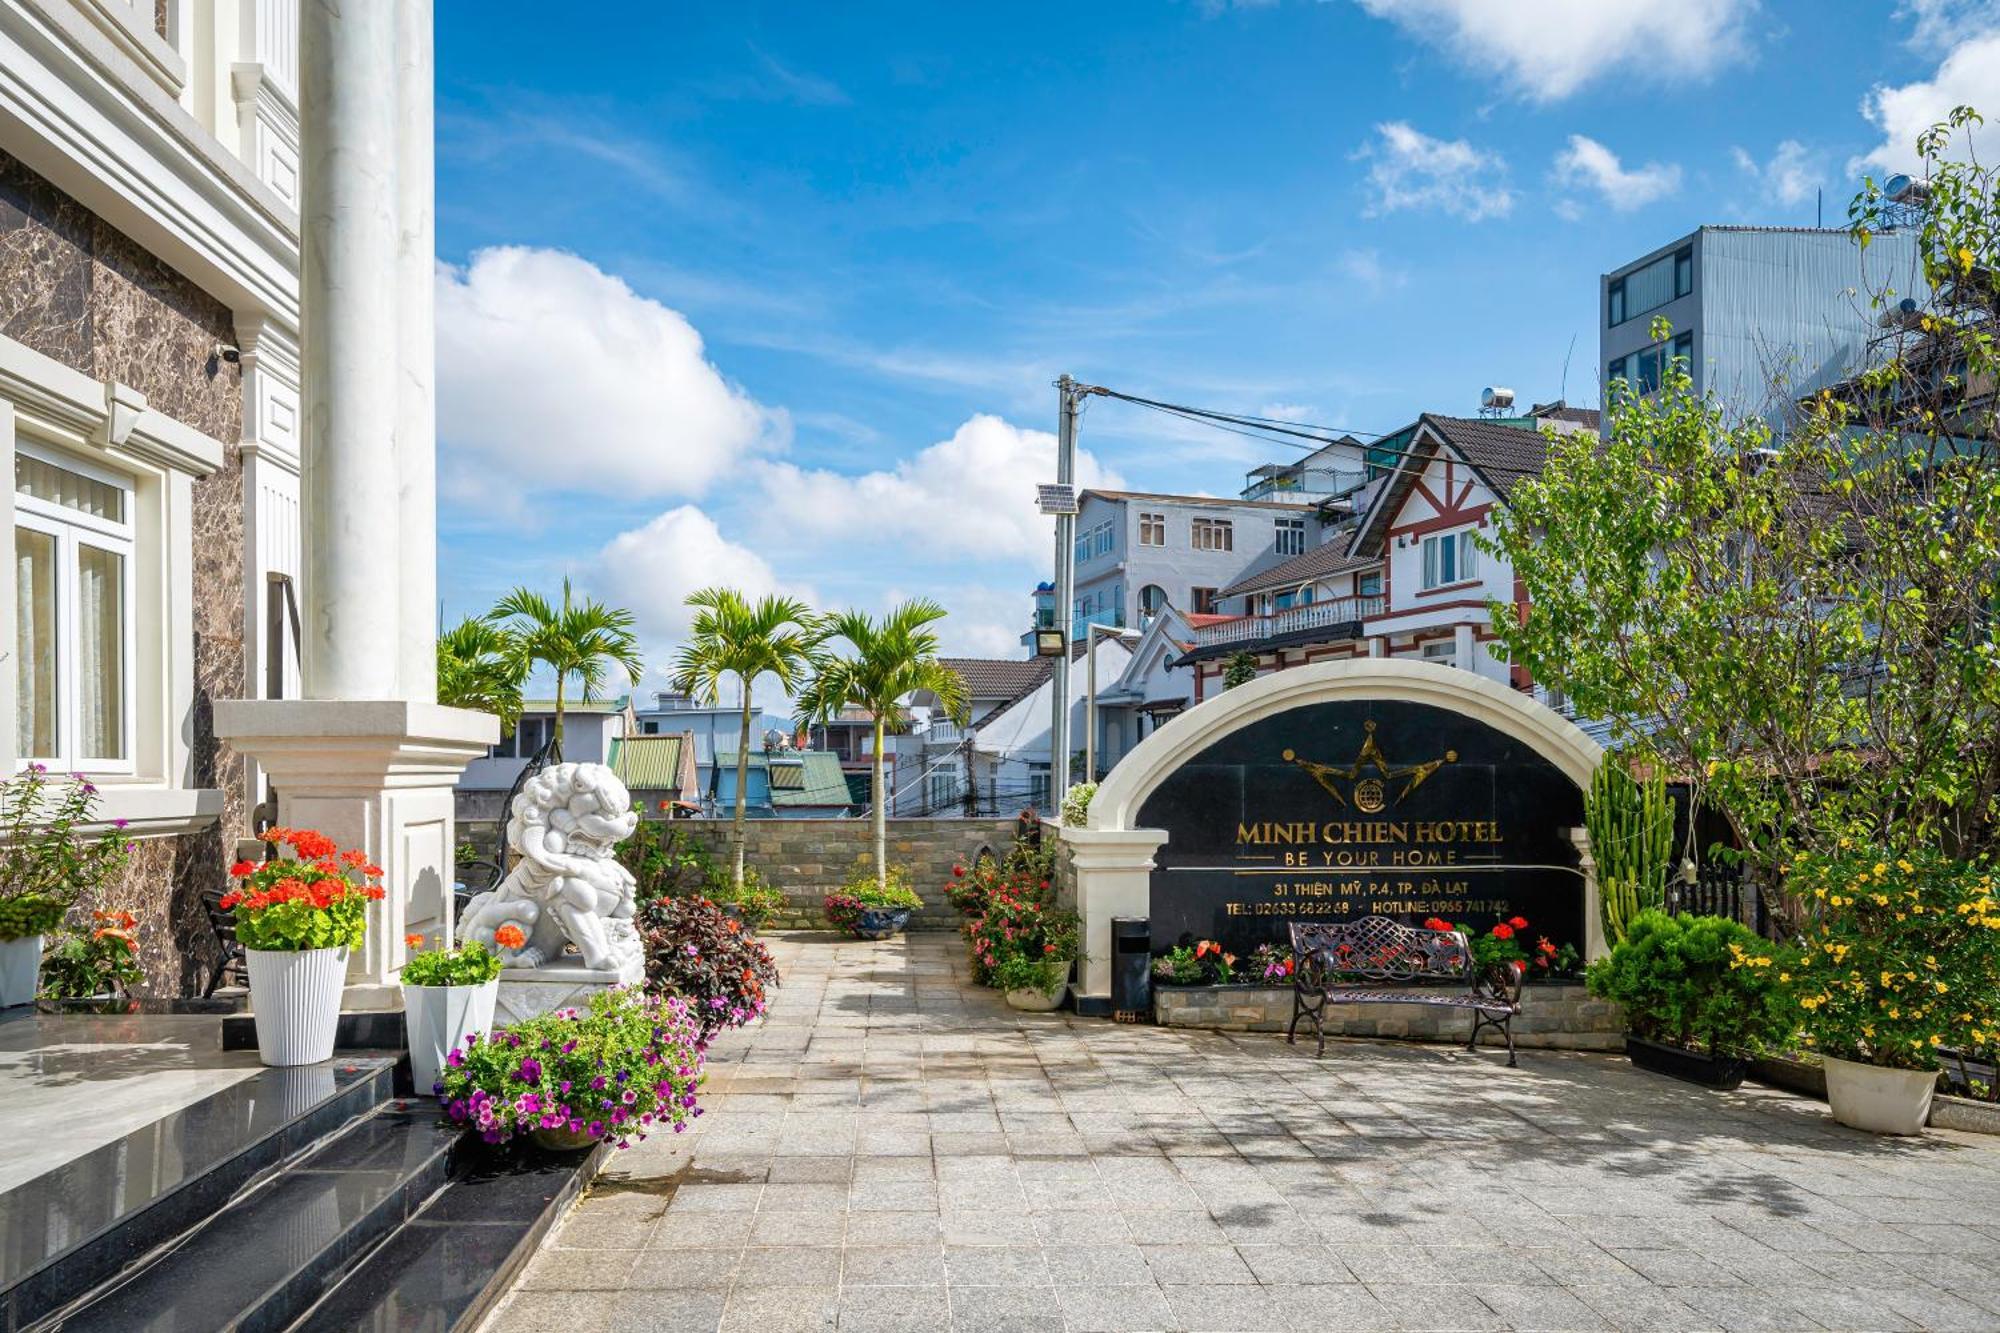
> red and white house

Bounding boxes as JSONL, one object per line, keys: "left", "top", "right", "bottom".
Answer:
{"left": 1180, "top": 407, "right": 1597, "bottom": 702}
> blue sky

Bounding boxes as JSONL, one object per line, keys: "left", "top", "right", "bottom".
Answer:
{"left": 431, "top": 0, "right": 1997, "bottom": 676}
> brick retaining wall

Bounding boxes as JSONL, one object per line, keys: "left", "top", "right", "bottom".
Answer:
{"left": 1154, "top": 982, "right": 1624, "bottom": 1050}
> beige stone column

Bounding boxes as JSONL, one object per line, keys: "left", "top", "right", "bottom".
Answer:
{"left": 1061, "top": 826, "right": 1169, "bottom": 1004}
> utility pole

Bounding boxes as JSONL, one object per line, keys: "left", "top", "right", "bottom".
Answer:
{"left": 1049, "top": 375, "right": 1080, "bottom": 808}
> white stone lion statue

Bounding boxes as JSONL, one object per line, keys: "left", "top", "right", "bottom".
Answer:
{"left": 459, "top": 761, "right": 643, "bottom": 981}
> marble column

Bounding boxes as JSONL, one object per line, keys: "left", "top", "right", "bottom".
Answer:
{"left": 297, "top": 0, "right": 400, "bottom": 701}
{"left": 218, "top": 0, "right": 493, "bottom": 1010}
{"left": 1060, "top": 826, "right": 1170, "bottom": 1006}
{"left": 394, "top": 0, "right": 437, "bottom": 708}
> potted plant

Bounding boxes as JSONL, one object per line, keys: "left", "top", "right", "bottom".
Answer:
{"left": 0, "top": 767, "right": 133, "bottom": 1007}
{"left": 1151, "top": 940, "right": 1236, "bottom": 987}
{"left": 402, "top": 936, "right": 503, "bottom": 1097}
{"left": 1775, "top": 846, "right": 2000, "bottom": 1135}
{"left": 1586, "top": 909, "right": 1789, "bottom": 1089}
{"left": 638, "top": 893, "right": 779, "bottom": 1040}
{"left": 823, "top": 863, "right": 922, "bottom": 939}
{"left": 222, "top": 827, "right": 385, "bottom": 1066}
{"left": 972, "top": 889, "right": 1080, "bottom": 1012}
{"left": 434, "top": 986, "right": 705, "bottom": 1150}
{"left": 39, "top": 909, "right": 145, "bottom": 1001}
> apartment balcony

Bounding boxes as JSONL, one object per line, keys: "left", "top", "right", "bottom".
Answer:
{"left": 1193, "top": 596, "right": 1383, "bottom": 648}
{"left": 923, "top": 720, "right": 966, "bottom": 747}
{"left": 1070, "top": 606, "right": 1127, "bottom": 637}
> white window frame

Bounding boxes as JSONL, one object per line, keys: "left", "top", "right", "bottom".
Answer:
{"left": 1138, "top": 512, "right": 1165, "bottom": 547}
{"left": 1420, "top": 529, "right": 1481, "bottom": 591}
{"left": 13, "top": 442, "right": 137, "bottom": 775}
{"left": 1421, "top": 639, "right": 1459, "bottom": 669}
{"left": 1275, "top": 517, "right": 1306, "bottom": 557}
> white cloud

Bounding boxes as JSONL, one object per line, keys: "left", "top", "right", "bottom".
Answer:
{"left": 1731, "top": 139, "right": 1821, "bottom": 207}
{"left": 1551, "top": 135, "right": 1682, "bottom": 212}
{"left": 1355, "top": 0, "right": 1756, "bottom": 102}
{"left": 752, "top": 414, "right": 1125, "bottom": 562}
{"left": 1334, "top": 249, "right": 1407, "bottom": 293}
{"left": 1898, "top": 0, "right": 2000, "bottom": 54}
{"left": 1356, "top": 122, "right": 1513, "bottom": 222}
{"left": 435, "top": 247, "right": 783, "bottom": 506}
{"left": 1854, "top": 31, "right": 2000, "bottom": 176}
{"left": 594, "top": 505, "right": 809, "bottom": 662}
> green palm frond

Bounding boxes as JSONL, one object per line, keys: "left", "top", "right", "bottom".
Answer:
{"left": 793, "top": 598, "right": 967, "bottom": 732}
{"left": 486, "top": 577, "right": 644, "bottom": 740}
{"left": 437, "top": 616, "right": 528, "bottom": 735}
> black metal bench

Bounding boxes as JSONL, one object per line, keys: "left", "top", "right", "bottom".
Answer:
{"left": 1286, "top": 917, "right": 1525, "bottom": 1065}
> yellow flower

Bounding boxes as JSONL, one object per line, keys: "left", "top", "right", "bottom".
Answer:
{"left": 1930, "top": 1034, "right": 1943, "bottom": 1047}
{"left": 1934, "top": 982, "right": 1949, "bottom": 994}
{"left": 1897, "top": 859, "right": 1914, "bottom": 873}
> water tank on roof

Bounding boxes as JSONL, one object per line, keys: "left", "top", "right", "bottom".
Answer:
{"left": 1885, "top": 174, "right": 1931, "bottom": 206}
{"left": 1480, "top": 386, "right": 1515, "bottom": 412}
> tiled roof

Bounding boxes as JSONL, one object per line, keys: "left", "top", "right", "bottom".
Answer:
{"left": 1219, "top": 545, "right": 1380, "bottom": 600}
{"left": 1080, "top": 489, "right": 1313, "bottom": 512}
{"left": 608, "top": 733, "right": 696, "bottom": 795}
{"left": 1422, "top": 415, "right": 1556, "bottom": 499}
{"left": 939, "top": 656, "right": 1050, "bottom": 700}
{"left": 713, "top": 751, "right": 854, "bottom": 807}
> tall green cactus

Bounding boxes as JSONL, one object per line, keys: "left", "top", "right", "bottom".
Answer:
{"left": 1586, "top": 758, "right": 1675, "bottom": 945}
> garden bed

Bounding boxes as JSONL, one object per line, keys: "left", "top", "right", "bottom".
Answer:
{"left": 1152, "top": 980, "right": 1624, "bottom": 1050}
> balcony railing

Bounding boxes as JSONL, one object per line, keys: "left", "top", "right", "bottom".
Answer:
{"left": 1194, "top": 596, "right": 1382, "bottom": 647}
{"left": 924, "top": 720, "right": 965, "bottom": 746}
{"left": 1070, "top": 606, "right": 1126, "bottom": 636}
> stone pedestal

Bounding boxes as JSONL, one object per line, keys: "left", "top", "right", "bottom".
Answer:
{"left": 495, "top": 960, "right": 641, "bottom": 1027}
{"left": 1060, "top": 827, "right": 1169, "bottom": 1005}
{"left": 214, "top": 699, "right": 498, "bottom": 1010}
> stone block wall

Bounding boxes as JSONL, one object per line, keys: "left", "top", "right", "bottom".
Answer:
{"left": 1154, "top": 982, "right": 1625, "bottom": 1051}
{"left": 460, "top": 816, "right": 1020, "bottom": 931}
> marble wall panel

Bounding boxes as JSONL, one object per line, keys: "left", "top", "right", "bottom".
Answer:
{"left": 0, "top": 149, "right": 247, "bottom": 995}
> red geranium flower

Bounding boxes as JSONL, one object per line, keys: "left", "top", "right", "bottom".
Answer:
{"left": 1491, "top": 923, "right": 1515, "bottom": 940}
{"left": 1508, "top": 915, "right": 1529, "bottom": 930}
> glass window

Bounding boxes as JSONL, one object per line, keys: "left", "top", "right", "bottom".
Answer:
{"left": 1192, "top": 518, "right": 1233, "bottom": 551}
{"left": 1191, "top": 586, "right": 1219, "bottom": 614}
{"left": 1607, "top": 355, "right": 1627, "bottom": 386}
{"left": 1421, "top": 639, "right": 1459, "bottom": 668}
{"left": 15, "top": 528, "right": 56, "bottom": 759}
{"left": 1423, "top": 530, "right": 1481, "bottom": 589}
{"left": 13, "top": 449, "right": 133, "bottom": 769}
{"left": 1139, "top": 512, "right": 1165, "bottom": 546}
{"left": 1607, "top": 278, "right": 1625, "bottom": 327}
{"left": 1675, "top": 245, "right": 1694, "bottom": 298}
{"left": 1358, "top": 570, "right": 1383, "bottom": 598}
{"left": 1275, "top": 518, "right": 1306, "bottom": 556}
{"left": 1609, "top": 246, "right": 1691, "bottom": 326}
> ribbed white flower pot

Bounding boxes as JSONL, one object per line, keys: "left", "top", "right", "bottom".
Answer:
{"left": 1824, "top": 1054, "right": 1939, "bottom": 1136}
{"left": 403, "top": 979, "right": 498, "bottom": 1096}
{"left": 246, "top": 946, "right": 347, "bottom": 1066}
{"left": 0, "top": 935, "right": 42, "bottom": 1008}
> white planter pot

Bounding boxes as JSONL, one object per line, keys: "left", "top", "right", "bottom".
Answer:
{"left": 403, "top": 978, "right": 498, "bottom": 1097}
{"left": 0, "top": 935, "right": 41, "bottom": 1008}
{"left": 1824, "top": 1054, "right": 1938, "bottom": 1136}
{"left": 246, "top": 946, "right": 348, "bottom": 1067}
{"left": 1005, "top": 973, "right": 1069, "bottom": 1012}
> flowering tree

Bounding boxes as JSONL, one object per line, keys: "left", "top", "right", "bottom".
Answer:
{"left": 1487, "top": 109, "right": 2000, "bottom": 930}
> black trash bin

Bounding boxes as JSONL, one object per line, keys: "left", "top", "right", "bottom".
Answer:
{"left": 1111, "top": 917, "right": 1152, "bottom": 1022}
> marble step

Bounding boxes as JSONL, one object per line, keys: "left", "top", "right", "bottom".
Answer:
{"left": 1, "top": 1057, "right": 395, "bottom": 1333}
{"left": 291, "top": 1136, "right": 607, "bottom": 1333}
{"left": 47, "top": 1102, "right": 460, "bottom": 1333}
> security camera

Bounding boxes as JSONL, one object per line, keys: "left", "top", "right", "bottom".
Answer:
{"left": 213, "top": 343, "right": 242, "bottom": 364}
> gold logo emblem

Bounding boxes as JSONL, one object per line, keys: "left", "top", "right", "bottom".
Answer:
{"left": 1282, "top": 720, "right": 1455, "bottom": 812}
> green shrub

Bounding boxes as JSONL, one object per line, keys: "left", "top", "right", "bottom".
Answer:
{"left": 40, "top": 909, "right": 145, "bottom": 999}
{"left": 617, "top": 820, "right": 718, "bottom": 907}
{"left": 1587, "top": 759, "right": 1675, "bottom": 945}
{"left": 706, "top": 866, "right": 785, "bottom": 931}
{"left": 1060, "top": 782, "right": 1095, "bottom": 828}
{"left": 0, "top": 766, "right": 133, "bottom": 942}
{"left": 1586, "top": 910, "right": 1790, "bottom": 1057}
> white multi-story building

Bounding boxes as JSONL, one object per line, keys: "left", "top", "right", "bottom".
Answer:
{"left": 1, "top": 0, "right": 305, "bottom": 988}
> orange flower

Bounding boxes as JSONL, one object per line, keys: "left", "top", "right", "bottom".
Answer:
{"left": 229, "top": 860, "right": 258, "bottom": 878}
{"left": 405, "top": 932, "right": 426, "bottom": 950}
{"left": 493, "top": 923, "right": 527, "bottom": 950}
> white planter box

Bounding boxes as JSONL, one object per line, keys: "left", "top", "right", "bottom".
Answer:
{"left": 404, "top": 978, "right": 498, "bottom": 1096}
{"left": 1824, "top": 1053, "right": 1939, "bottom": 1136}
{"left": 246, "top": 946, "right": 348, "bottom": 1066}
{"left": 0, "top": 935, "right": 41, "bottom": 1008}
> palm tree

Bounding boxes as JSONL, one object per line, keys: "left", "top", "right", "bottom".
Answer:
{"left": 436, "top": 617, "right": 527, "bottom": 736}
{"left": 488, "top": 578, "right": 643, "bottom": 752}
{"left": 795, "top": 600, "right": 968, "bottom": 892}
{"left": 669, "top": 588, "right": 819, "bottom": 889}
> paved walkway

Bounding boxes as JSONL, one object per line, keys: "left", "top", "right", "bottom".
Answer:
{"left": 482, "top": 932, "right": 2000, "bottom": 1332}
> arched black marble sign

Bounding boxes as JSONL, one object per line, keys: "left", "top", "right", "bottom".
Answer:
{"left": 1135, "top": 697, "right": 1585, "bottom": 958}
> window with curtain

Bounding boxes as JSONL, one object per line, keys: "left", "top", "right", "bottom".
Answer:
{"left": 1421, "top": 529, "right": 1481, "bottom": 590}
{"left": 13, "top": 447, "right": 134, "bottom": 770}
